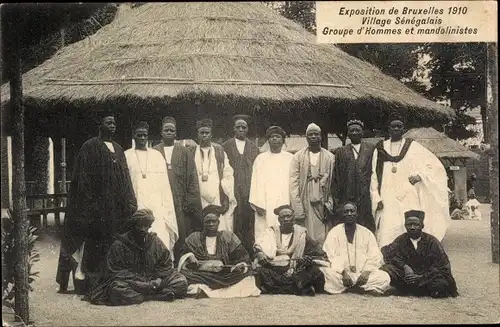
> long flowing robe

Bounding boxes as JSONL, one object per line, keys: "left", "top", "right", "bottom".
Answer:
{"left": 178, "top": 231, "right": 260, "bottom": 298}
{"left": 370, "top": 139, "right": 450, "bottom": 248}
{"left": 57, "top": 137, "right": 137, "bottom": 290}
{"left": 332, "top": 142, "right": 376, "bottom": 232}
{"left": 192, "top": 143, "right": 237, "bottom": 232}
{"left": 290, "top": 147, "right": 335, "bottom": 244}
{"left": 380, "top": 232, "right": 458, "bottom": 298}
{"left": 153, "top": 142, "right": 202, "bottom": 263}
{"left": 222, "top": 138, "right": 260, "bottom": 254}
{"left": 254, "top": 225, "right": 326, "bottom": 295}
{"left": 124, "top": 148, "right": 178, "bottom": 253}
{"left": 320, "top": 224, "right": 391, "bottom": 294}
{"left": 249, "top": 150, "right": 294, "bottom": 241}
{"left": 87, "top": 232, "right": 188, "bottom": 306}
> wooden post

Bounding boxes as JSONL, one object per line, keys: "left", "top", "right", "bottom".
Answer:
{"left": 6, "top": 10, "right": 30, "bottom": 323}
{"left": 321, "top": 130, "right": 328, "bottom": 150}
{"left": 61, "top": 138, "right": 67, "bottom": 193}
{"left": 487, "top": 42, "right": 498, "bottom": 264}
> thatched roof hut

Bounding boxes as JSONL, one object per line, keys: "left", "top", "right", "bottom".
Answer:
{"left": 1, "top": 2, "right": 453, "bottom": 142}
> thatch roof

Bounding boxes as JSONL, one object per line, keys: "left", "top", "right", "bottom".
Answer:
{"left": 1, "top": 2, "right": 453, "bottom": 137}
{"left": 403, "top": 127, "right": 479, "bottom": 160}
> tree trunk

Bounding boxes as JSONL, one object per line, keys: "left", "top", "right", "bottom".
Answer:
{"left": 486, "top": 42, "right": 498, "bottom": 264}
{"left": 6, "top": 13, "right": 30, "bottom": 323}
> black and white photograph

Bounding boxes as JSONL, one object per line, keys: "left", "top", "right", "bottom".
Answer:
{"left": 1, "top": 1, "right": 498, "bottom": 325}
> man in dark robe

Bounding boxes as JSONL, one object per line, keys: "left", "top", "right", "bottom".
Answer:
{"left": 178, "top": 205, "right": 260, "bottom": 298}
{"left": 57, "top": 111, "right": 137, "bottom": 295}
{"left": 332, "top": 119, "right": 376, "bottom": 232}
{"left": 153, "top": 116, "right": 202, "bottom": 265}
{"left": 87, "top": 209, "right": 188, "bottom": 306}
{"left": 254, "top": 205, "right": 326, "bottom": 296}
{"left": 381, "top": 210, "right": 459, "bottom": 298}
{"left": 222, "top": 114, "right": 260, "bottom": 255}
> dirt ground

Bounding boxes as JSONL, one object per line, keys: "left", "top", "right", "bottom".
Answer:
{"left": 4, "top": 204, "right": 499, "bottom": 325}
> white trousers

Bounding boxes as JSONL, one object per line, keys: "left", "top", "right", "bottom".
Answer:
{"left": 320, "top": 268, "right": 391, "bottom": 294}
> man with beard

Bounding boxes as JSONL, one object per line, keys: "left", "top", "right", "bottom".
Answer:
{"left": 56, "top": 111, "right": 137, "bottom": 295}
{"left": 222, "top": 114, "right": 260, "bottom": 254}
{"left": 290, "top": 123, "right": 335, "bottom": 244}
{"left": 87, "top": 209, "right": 188, "bottom": 306}
{"left": 125, "top": 121, "right": 178, "bottom": 254}
{"left": 153, "top": 116, "right": 202, "bottom": 264}
{"left": 178, "top": 205, "right": 260, "bottom": 298}
{"left": 320, "top": 202, "right": 390, "bottom": 295}
{"left": 191, "top": 118, "right": 237, "bottom": 232}
{"left": 254, "top": 205, "right": 327, "bottom": 296}
{"left": 370, "top": 112, "right": 449, "bottom": 248}
{"left": 249, "top": 126, "right": 294, "bottom": 241}
{"left": 332, "top": 119, "right": 376, "bottom": 232}
{"left": 381, "top": 210, "right": 458, "bottom": 298}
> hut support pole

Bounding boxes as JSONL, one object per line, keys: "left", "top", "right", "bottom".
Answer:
{"left": 487, "top": 42, "right": 498, "bottom": 264}
{"left": 61, "top": 138, "right": 67, "bottom": 194}
{"left": 321, "top": 130, "right": 328, "bottom": 150}
{"left": 7, "top": 13, "right": 30, "bottom": 323}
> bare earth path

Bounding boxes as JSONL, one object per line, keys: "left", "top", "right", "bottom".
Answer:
{"left": 17, "top": 205, "right": 500, "bottom": 325}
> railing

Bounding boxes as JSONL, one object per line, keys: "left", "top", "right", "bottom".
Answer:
{"left": 26, "top": 193, "right": 68, "bottom": 228}
{"left": 25, "top": 180, "right": 71, "bottom": 195}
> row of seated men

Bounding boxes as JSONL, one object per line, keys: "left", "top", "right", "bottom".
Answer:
{"left": 82, "top": 202, "right": 458, "bottom": 306}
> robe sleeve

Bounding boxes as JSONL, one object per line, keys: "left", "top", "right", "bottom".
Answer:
{"left": 421, "top": 237, "right": 453, "bottom": 280}
{"left": 184, "top": 149, "right": 203, "bottom": 222}
{"left": 105, "top": 241, "right": 137, "bottom": 280}
{"left": 386, "top": 236, "right": 407, "bottom": 269}
{"left": 304, "top": 235, "right": 327, "bottom": 259}
{"left": 323, "top": 230, "right": 345, "bottom": 273}
{"left": 228, "top": 233, "right": 250, "bottom": 265}
{"left": 331, "top": 150, "right": 341, "bottom": 209}
{"left": 154, "top": 151, "right": 178, "bottom": 246}
{"left": 119, "top": 149, "right": 138, "bottom": 217}
{"left": 249, "top": 154, "right": 266, "bottom": 211}
{"left": 220, "top": 150, "right": 236, "bottom": 202}
{"left": 290, "top": 152, "right": 305, "bottom": 219}
{"left": 409, "top": 142, "right": 450, "bottom": 242}
{"left": 370, "top": 148, "right": 382, "bottom": 217}
{"left": 152, "top": 238, "right": 176, "bottom": 279}
{"left": 254, "top": 227, "right": 277, "bottom": 259}
{"left": 364, "top": 230, "right": 384, "bottom": 272}
{"left": 65, "top": 143, "right": 99, "bottom": 237}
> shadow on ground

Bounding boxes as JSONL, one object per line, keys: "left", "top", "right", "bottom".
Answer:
{"left": 14, "top": 205, "right": 500, "bottom": 325}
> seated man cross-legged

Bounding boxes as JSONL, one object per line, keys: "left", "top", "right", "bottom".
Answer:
{"left": 253, "top": 204, "right": 327, "bottom": 296}
{"left": 381, "top": 210, "right": 459, "bottom": 298}
{"left": 320, "top": 202, "right": 391, "bottom": 295}
{"left": 87, "top": 209, "right": 188, "bottom": 306}
{"left": 178, "top": 205, "right": 261, "bottom": 298}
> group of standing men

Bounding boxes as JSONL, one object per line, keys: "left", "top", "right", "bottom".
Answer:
{"left": 56, "top": 110, "right": 455, "bottom": 303}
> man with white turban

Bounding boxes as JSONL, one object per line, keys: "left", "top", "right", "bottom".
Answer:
{"left": 290, "top": 123, "right": 335, "bottom": 243}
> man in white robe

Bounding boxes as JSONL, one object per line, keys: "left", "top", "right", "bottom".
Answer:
{"left": 370, "top": 113, "right": 449, "bottom": 248}
{"left": 465, "top": 192, "right": 482, "bottom": 220}
{"left": 249, "top": 126, "right": 294, "bottom": 241}
{"left": 290, "top": 123, "right": 335, "bottom": 244}
{"left": 190, "top": 119, "right": 237, "bottom": 232}
{"left": 124, "top": 121, "right": 178, "bottom": 254}
{"left": 320, "top": 202, "right": 391, "bottom": 295}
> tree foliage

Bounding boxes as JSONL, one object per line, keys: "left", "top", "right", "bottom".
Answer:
{"left": 422, "top": 43, "right": 486, "bottom": 141}
{"left": 1, "top": 3, "right": 118, "bottom": 82}
{"left": 2, "top": 210, "right": 39, "bottom": 308}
